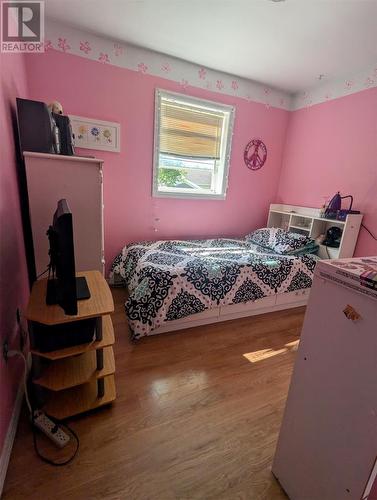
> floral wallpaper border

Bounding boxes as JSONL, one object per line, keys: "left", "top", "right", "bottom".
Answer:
{"left": 45, "top": 20, "right": 377, "bottom": 111}
{"left": 292, "top": 65, "right": 377, "bottom": 110}
{"left": 45, "top": 19, "right": 291, "bottom": 110}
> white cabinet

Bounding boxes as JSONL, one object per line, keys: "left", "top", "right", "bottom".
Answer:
{"left": 272, "top": 257, "right": 377, "bottom": 500}
{"left": 24, "top": 152, "right": 104, "bottom": 277}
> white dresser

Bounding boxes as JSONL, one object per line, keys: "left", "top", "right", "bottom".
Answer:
{"left": 24, "top": 152, "right": 104, "bottom": 277}
{"left": 272, "top": 257, "right": 377, "bottom": 500}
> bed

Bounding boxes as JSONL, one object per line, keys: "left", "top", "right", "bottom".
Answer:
{"left": 109, "top": 236, "right": 318, "bottom": 340}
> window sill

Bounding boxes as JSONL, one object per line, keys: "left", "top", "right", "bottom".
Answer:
{"left": 152, "top": 190, "right": 227, "bottom": 201}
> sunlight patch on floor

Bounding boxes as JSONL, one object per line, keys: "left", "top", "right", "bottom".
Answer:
{"left": 243, "top": 339, "right": 300, "bottom": 363}
{"left": 151, "top": 371, "right": 209, "bottom": 397}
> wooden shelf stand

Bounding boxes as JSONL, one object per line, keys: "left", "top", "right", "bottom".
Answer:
{"left": 26, "top": 270, "right": 116, "bottom": 419}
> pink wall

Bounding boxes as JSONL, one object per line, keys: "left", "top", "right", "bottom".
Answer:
{"left": 277, "top": 88, "right": 377, "bottom": 256}
{"left": 25, "top": 50, "right": 289, "bottom": 272}
{"left": 0, "top": 52, "right": 30, "bottom": 454}
{"left": 276, "top": 86, "right": 377, "bottom": 496}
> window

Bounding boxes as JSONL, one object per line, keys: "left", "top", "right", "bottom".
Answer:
{"left": 153, "top": 89, "right": 235, "bottom": 200}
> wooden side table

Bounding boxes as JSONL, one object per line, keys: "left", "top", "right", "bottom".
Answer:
{"left": 26, "top": 270, "right": 116, "bottom": 419}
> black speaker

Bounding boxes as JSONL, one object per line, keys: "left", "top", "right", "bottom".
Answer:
{"left": 323, "top": 226, "right": 342, "bottom": 248}
{"left": 16, "top": 98, "right": 54, "bottom": 153}
{"left": 52, "top": 113, "right": 75, "bottom": 156}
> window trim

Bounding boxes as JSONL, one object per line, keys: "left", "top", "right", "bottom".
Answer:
{"left": 152, "top": 88, "right": 235, "bottom": 200}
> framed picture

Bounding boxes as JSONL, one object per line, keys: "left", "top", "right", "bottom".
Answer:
{"left": 69, "top": 115, "right": 120, "bottom": 152}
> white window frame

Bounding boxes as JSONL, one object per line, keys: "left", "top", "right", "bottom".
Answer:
{"left": 152, "top": 89, "right": 235, "bottom": 200}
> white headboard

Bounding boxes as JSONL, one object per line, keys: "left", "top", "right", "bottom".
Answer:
{"left": 267, "top": 204, "right": 363, "bottom": 259}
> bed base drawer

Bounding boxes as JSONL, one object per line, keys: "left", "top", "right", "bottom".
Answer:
{"left": 276, "top": 288, "right": 310, "bottom": 305}
{"left": 138, "top": 289, "right": 310, "bottom": 337}
{"left": 220, "top": 295, "right": 275, "bottom": 316}
{"left": 150, "top": 307, "right": 219, "bottom": 335}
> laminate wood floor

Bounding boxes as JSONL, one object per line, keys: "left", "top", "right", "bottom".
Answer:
{"left": 3, "top": 289, "right": 305, "bottom": 500}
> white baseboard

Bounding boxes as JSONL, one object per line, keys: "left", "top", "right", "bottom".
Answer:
{"left": 0, "top": 383, "right": 24, "bottom": 496}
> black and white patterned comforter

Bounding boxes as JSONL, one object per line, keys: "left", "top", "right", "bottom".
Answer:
{"left": 109, "top": 238, "right": 318, "bottom": 339}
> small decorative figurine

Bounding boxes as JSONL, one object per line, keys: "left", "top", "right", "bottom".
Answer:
{"left": 48, "top": 101, "right": 64, "bottom": 115}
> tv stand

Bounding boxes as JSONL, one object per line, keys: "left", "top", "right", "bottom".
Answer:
{"left": 26, "top": 271, "right": 116, "bottom": 419}
{"left": 46, "top": 276, "right": 90, "bottom": 305}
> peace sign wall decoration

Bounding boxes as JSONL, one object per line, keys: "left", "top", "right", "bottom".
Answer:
{"left": 244, "top": 139, "right": 267, "bottom": 171}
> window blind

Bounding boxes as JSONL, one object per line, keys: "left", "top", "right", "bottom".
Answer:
{"left": 159, "top": 98, "right": 224, "bottom": 159}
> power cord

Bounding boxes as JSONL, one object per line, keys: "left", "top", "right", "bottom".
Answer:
{"left": 361, "top": 223, "right": 377, "bottom": 242}
{"left": 5, "top": 349, "right": 79, "bottom": 466}
{"left": 6, "top": 350, "right": 32, "bottom": 413}
{"left": 32, "top": 415, "right": 79, "bottom": 467}
{"left": 36, "top": 267, "right": 50, "bottom": 280}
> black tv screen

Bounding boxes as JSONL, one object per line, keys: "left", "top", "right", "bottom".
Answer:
{"left": 46, "top": 199, "right": 89, "bottom": 315}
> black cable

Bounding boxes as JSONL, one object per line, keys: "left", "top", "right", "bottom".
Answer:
{"left": 11, "top": 320, "right": 80, "bottom": 466}
{"left": 25, "top": 363, "right": 80, "bottom": 466}
{"left": 36, "top": 267, "right": 50, "bottom": 279}
{"left": 31, "top": 409, "right": 80, "bottom": 466}
{"left": 361, "top": 223, "right": 377, "bottom": 241}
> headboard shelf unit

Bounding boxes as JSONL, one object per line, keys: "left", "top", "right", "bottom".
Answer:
{"left": 267, "top": 204, "right": 363, "bottom": 259}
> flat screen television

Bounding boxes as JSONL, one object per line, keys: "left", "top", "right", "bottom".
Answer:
{"left": 46, "top": 199, "right": 90, "bottom": 315}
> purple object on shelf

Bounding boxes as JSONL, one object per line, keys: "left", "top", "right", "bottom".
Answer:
{"left": 325, "top": 191, "right": 353, "bottom": 218}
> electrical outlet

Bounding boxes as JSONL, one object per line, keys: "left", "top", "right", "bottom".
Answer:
{"left": 33, "top": 410, "right": 70, "bottom": 448}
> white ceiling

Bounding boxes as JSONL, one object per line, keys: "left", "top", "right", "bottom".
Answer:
{"left": 44, "top": 0, "right": 377, "bottom": 93}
